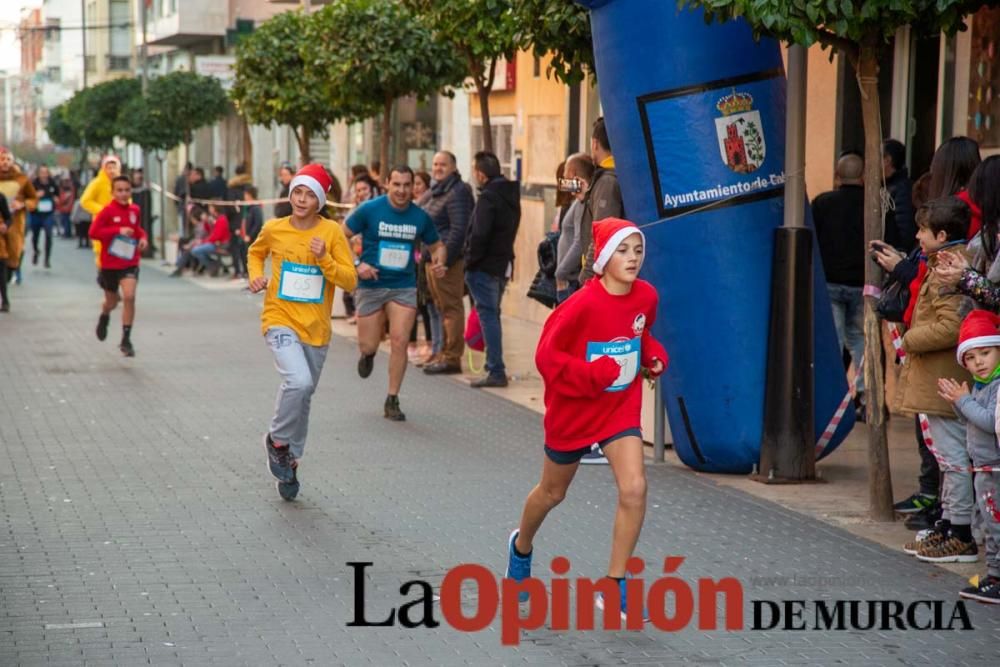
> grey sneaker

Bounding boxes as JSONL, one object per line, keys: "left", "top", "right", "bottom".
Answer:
{"left": 264, "top": 433, "right": 295, "bottom": 483}
{"left": 277, "top": 466, "right": 300, "bottom": 501}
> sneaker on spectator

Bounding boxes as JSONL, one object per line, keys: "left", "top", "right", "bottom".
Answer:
{"left": 580, "top": 444, "right": 608, "bottom": 465}
{"left": 903, "top": 520, "right": 950, "bottom": 556}
{"left": 959, "top": 575, "right": 1000, "bottom": 604}
{"left": 894, "top": 492, "right": 937, "bottom": 514}
{"left": 904, "top": 502, "right": 942, "bottom": 531}
{"left": 916, "top": 535, "right": 978, "bottom": 563}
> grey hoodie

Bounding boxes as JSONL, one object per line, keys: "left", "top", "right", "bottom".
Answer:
{"left": 954, "top": 379, "right": 1000, "bottom": 467}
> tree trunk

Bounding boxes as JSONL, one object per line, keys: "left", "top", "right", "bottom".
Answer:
{"left": 380, "top": 96, "right": 393, "bottom": 183}
{"left": 477, "top": 78, "right": 494, "bottom": 154}
{"left": 857, "top": 45, "right": 895, "bottom": 522}
{"left": 296, "top": 126, "right": 312, "bottom": 165}
{"left": 241, "top": 116, "right": 253, "bottom": 171}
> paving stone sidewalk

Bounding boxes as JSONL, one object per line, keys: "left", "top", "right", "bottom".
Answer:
{"left": 1, "top": 246, "right": 998, "bottom": 666}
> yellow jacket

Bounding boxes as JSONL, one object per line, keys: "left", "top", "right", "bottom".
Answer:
{"left": 247, "top": 216, "right": 358, "bottom": 346}
{"left": 81, "top": 171, "right": 114, "bottom": 267}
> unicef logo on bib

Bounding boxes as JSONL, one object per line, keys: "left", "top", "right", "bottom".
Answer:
{"left": 278, "top": 261, "right": 325, "bottom": 303}
{"left": 587, "top": 336, "right": 641, "bottom": 392}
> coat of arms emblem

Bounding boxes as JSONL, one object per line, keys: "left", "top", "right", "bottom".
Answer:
{"left": 714, "top": 90, "right": 765, "bottom": 174}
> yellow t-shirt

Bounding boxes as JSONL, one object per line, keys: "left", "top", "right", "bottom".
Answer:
{"left": 247, "top": 216, "right": 358, "bottom": 346}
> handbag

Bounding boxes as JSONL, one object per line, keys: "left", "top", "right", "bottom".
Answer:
{"left": 70, "top": 200, "right": 91, "bottom": 224}
{"left": 876, "top": 275, "right": 910, "bottom": 322}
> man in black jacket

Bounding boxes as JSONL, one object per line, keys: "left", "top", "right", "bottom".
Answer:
{"left": 883, "top": 139, "right": 915, "bottom": 252}
{"left": 812, "top": 152, "right": 866, "bottom": 402}
{"left": 422, "top": 150, "right": 475, "bottom": 374}
{"left": 464, "top": 151, "right": 520, "bottom": 388}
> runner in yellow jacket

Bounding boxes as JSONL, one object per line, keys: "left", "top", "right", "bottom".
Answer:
{"left": 80, "top": 155, "right": 121, "bottom": 267}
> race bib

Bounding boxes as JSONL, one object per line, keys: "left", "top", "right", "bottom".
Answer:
{"left": 278, "top": 261, "right": 324, "bottom": 303}
{"left": 587, "top": 337, "right": 641, "bottom": 392}
{"left": 377, "top": 240, "right": 411, "bottom": 271}
{"left": 108, "top": 235, "right": 137, "bottom": 261}
{"left": 37, "top": 199, "right": 54, "bottom": 213}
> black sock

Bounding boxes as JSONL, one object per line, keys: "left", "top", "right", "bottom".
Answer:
{"left": 513, "top": 543, "right": 531, "bottom": 558}
{"left": 122, "top": 325, "right": 132, "bottom": 341}
{"left": 0, "top": 266, "right": 8, "bottom": 303}
{"left": 951, "top": 523, "right": 972, "bottom": 542}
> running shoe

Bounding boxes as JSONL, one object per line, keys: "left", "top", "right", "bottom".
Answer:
{"left": 263, "top": 433, "right": 295, "bottom": 483}
{"left": 384, "top": 395, "right": 406, "bottom": 422}
{"left": 1, "top": 301, "right": 9, "bottom": 312}
{"left": 119, "top": 340, "right": 135, "bottom": 357}
{"left": 904, "top": 502, "right": 941, "bottom": 530}
{"left": 505, "top": 529, "right": 532, "bottom": 603}
{"left": 596, "top": 576, "right": 650, "bottom": 624}
{"left": 580, "top": 444, "right": 608, "bottom": 465}
{"left": 959, "top": 575, "right": 1000, "bottom": 604}
{"left": 894, "top": 492, "right": 937, "bottom": 514}
{"left": 96, "top": 313, "right": 110, "bottom": 341}
{"left": 277, "top": 466, "right": 300, "bottom": 501}
{"left": 358, "top": 352, "right": 375, "bottom": 379}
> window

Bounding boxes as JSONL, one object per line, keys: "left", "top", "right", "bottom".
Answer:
{"left": 471, "top": 116, "right": 516, "bottom": 180}
{"left": 110, "top": 0, "right": 130, "bottom": 57}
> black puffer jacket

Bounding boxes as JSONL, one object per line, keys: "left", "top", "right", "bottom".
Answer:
{"left": 465, "top": 177, "right": 520, "bottom": 277}
{"left": 421, "top": 171, "right": 474, "bottom": 267}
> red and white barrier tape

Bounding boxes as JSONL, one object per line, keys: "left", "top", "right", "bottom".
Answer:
{"left": 815, "top": 389, "right": 853, "bottom": 455}
{"left": 917, "top": 413, "right": 998, "bottom": 473}
{"left": 148, "top": 182, "right": 353, "bottom": 210}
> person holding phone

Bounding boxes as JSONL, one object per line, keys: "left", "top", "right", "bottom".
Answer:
{"left": 555, "top": 153, "right": 594, "bottom": 304}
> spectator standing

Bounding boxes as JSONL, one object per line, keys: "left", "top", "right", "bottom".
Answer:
{"left": 927, "top": 136, "right": 981, "bottom": 238}
{"left": 55, "top": 176, "right": 75, "bottom": 239}
{"left": 422, "top": 150, "right": 475, "bottom": 375}
{"left": 555, "top": 153, "right": 594, "bottom": 303}
{"left": 578, "top": 117, "right": 624, "bottom": 283}
{"left": 242, "top": 186, "right": 264, "bottom": 245}
{"left": 130, "top": 168, "right": 154, "bottom": 258}
{"left": 813, "top": 153, "right": 866, "bottom": 408}
{"left": 30, "top": 165, "right": 59, "bottom": 268}
{"left": 464, "top": 151, "right": 521, "bottom": 388}
{"left": 412, "top": 171, "right": 430, "bottom": 201}
{"left": 883, "top": 139, "right": 916, "bottom": 252}
{"left": 274, "top": 164, "right": 295, "bottom": 218}
{"left": 173, "top": 162, "right": 191, "bottom": 234}
{"left": 209, "top": 166, "right": 227, "bottom": 200}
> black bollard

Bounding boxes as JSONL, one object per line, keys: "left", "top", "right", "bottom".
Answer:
{"left": 758, "top": 226, "right": 815, "bottom": 482}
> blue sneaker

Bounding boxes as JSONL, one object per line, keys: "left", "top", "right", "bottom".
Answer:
{"left": 264, "top": 433, "right": 294, "bottom": 483}
{"left": 505, "top": 529, "right": 532, "bottom": 603}
{"left": 596, "top": 577, "right": 650, "bottom": 624}
{"left": 277, "top": 466, "right": 300, "bottom": 501}
{"left": 580, "top": 444, "right": 608, "bottom": 465}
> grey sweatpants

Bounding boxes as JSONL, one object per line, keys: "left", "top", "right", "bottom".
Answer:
{"left": 926, "top": 415, "right": 974, "bottom": 525}
{"left": 975, "top": 472, "right": 1000, "bottom": 578}
{"left": 266, "top": 326, "right": 329, "bottom": 460}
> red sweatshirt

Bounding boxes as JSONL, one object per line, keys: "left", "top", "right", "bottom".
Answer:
{"left": 206, "top": 214, "right": 231, "bottom": 245}
{"left": 89, "top": 199, "right": 146, "bottom": 270}
{"left": 535, "top": 278, "right": 668, "bottom": 450}
{"left": 957, "top": 189, "right": 982, "bottom": 239}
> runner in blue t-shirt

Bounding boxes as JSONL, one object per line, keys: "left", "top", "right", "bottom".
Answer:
{"left": 345, "top": 165, "right": 446, "bottom": 421}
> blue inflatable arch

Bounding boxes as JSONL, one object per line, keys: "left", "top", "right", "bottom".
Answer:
{"left": 579, "top": 0, "right": 853, "bottom": 473}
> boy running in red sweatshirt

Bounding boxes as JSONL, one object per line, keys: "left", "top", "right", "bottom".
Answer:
{"left": 505, "top": 217, "right": 668, "bottom": 622}
{"left": 89, "top": 176, "right": 147, "bottom": 357}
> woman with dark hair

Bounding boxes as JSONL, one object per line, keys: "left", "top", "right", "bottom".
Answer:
{"left": 412, "top": 171, "right": 431, "bottom": 202}
{"left": 937, "top": 156, "right": 1000, "bottom": 309}
{"left": 928, "top": 136, "right": 981, "bottom": 238}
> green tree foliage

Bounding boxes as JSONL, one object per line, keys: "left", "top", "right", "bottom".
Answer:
{"left": 45, "top": 103, "right": 82, "bottom": 149}
{"left": 512, "top": 0, "right": 594, "bottom": 85}
{"left": 679, "top": 0, "right": 982, "bottom": 520}
{"left": 312, "top": 0, "right": 465, "bottom": 173}
{"left": 64, "top": 77, "right": 140, "bottom": 151}
{"left": 231, "top": 10, "right": 360, "bottom": 164}
{"left": 405, "top": 0, "right": 518, "bottom": 152}
{"left": 146, "top": 71, "right": 229, "bottom": 148}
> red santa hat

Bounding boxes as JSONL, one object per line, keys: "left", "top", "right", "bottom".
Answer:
{"left": 956, "top": 310, "right": 1000, "bottom": 363}
{"left": 288, "top": 163, "right": 332, "bottom": 209}
{"left": 592, "top": 217, "right": 646, "bottom": 275}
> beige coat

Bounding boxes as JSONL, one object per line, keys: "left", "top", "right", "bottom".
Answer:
{"left": 895, "top": 246, "right": 972, "bottom": 417}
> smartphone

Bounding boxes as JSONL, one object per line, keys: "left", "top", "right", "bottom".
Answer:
{"left": 557, "top": 177, "right": 583, "bottom": 194}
